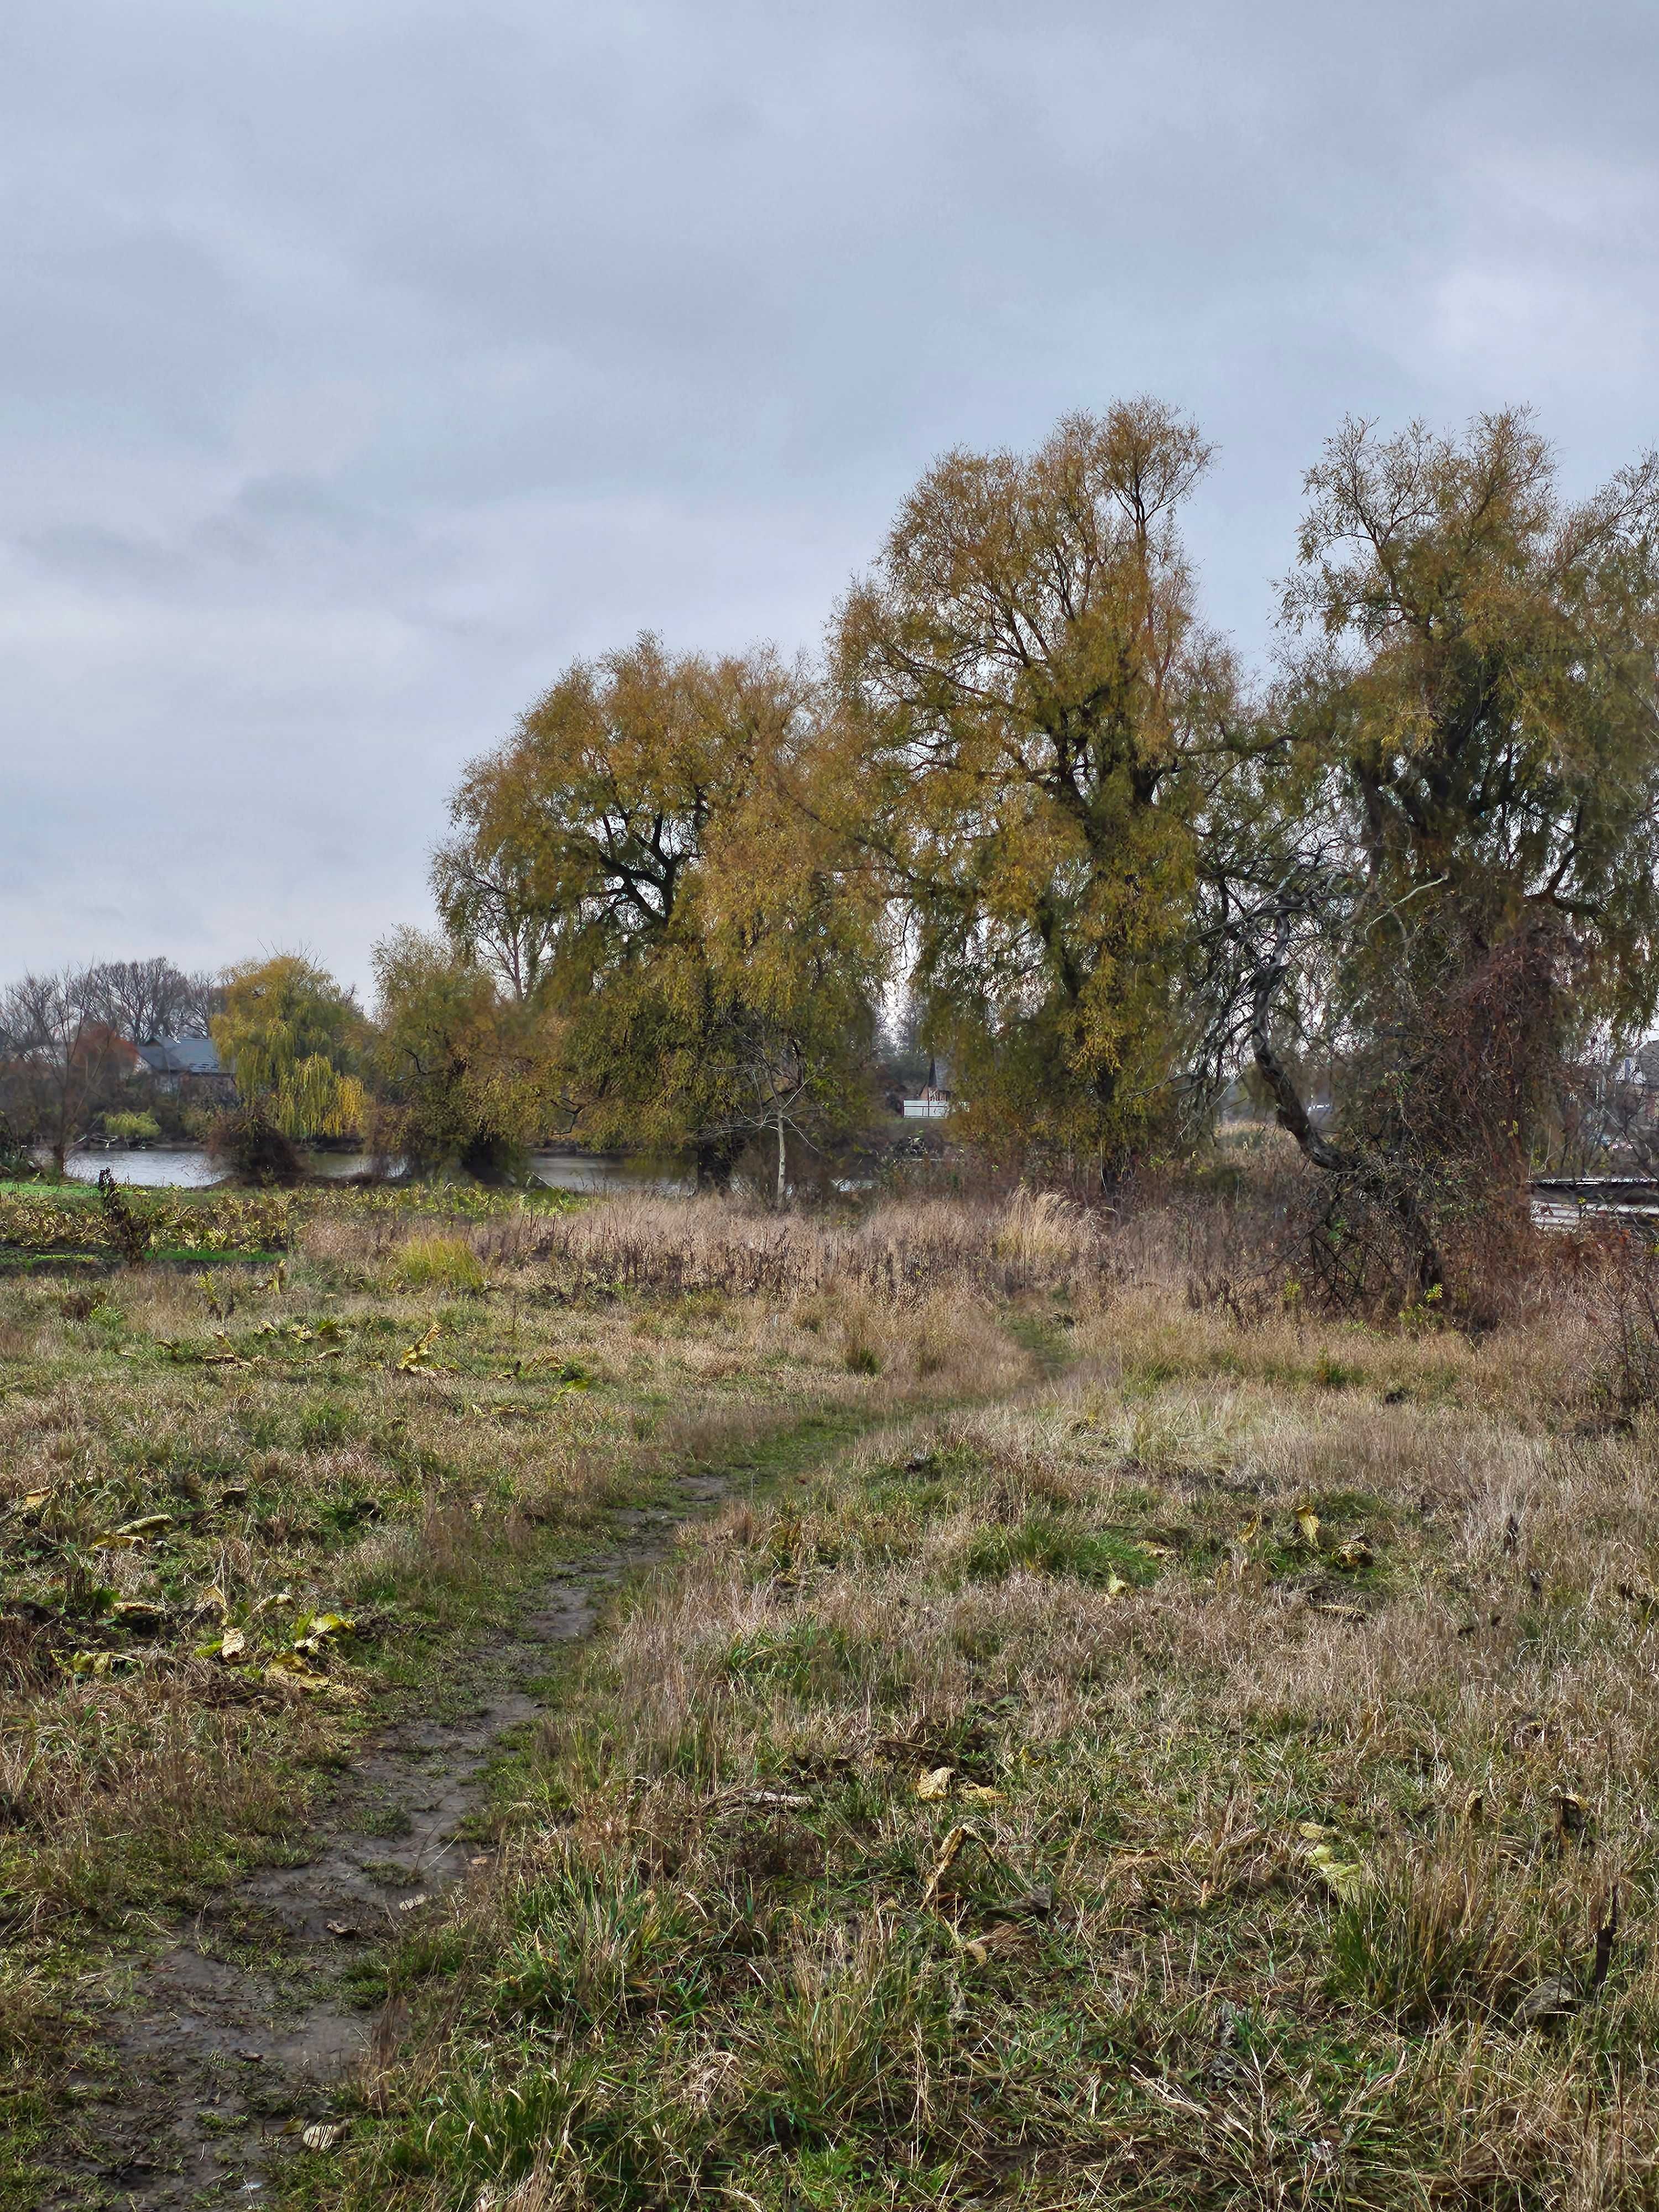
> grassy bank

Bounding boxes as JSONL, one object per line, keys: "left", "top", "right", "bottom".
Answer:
{"left": 316, "top": 1217, "right": 1659, "bottom": 2210}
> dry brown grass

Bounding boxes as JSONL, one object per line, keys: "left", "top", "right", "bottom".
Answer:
{"left": 334, "top": 1222, "right": 1659, "bottom": 2211}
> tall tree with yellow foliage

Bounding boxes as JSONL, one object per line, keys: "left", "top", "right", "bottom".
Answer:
{"left": 832, "top": 401, "right": 1238, "bottom": 1175}
{"left": 435, "top": 637, "right": 883, "bottom": 1190}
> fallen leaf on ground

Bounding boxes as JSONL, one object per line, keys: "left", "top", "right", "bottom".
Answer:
{"left": 294, "top": 1611, "right": 355, "bottom": 1653}
{"left": 325, "top": 1920, "right": 357, "bottom": 1938}
{"left": 1333, "top": 1536, "right": 1374, "bottom": 1569}
{"left": 398, "top": 1322, "right": 440, "bottom": 1373}
{"left": 961, "top": 1783, "right": 1004, "bottom": 1804}
{"left": 1296, "top": 1507, "right": 1322, "bottom": 1548}
{"left": 398, "top": 1893, "right": 430, "bottom": 1912}
{"left": 921, "top": 1823, "right": 975, "bottom": 1910}
{"left": 1304, "top": 1840, "right": 1367, "bottom": 1903}
{"left": 301, "top": 2121, "right": 345, "bottom": 2151}
{"left": 963, "top": 1919, "right": 1034, "bottom": 1966}
{"left": 63, "top": 1649, "right": 136, "bottom": 1678}
{"left": 915, "top": 1765, "right": 954, "bottom": 1801}
{"left": 192, "top": 1585, "right": 229, "bottom": 1618}
{"left": 197, "top": 1626, "right": 247, "bottom": 1661}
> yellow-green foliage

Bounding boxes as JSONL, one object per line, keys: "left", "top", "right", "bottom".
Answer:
{"left": 390, "top": 1230, "right": 487, "bottom": 1292}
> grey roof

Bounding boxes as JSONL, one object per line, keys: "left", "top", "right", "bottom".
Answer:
{"left": 135, "top": 1036, "right": 223, "bottom": 1076}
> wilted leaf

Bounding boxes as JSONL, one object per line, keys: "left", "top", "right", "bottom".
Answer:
{"left": 301, "top": 2121, "right": 345, "bottom": 2152}
{"left": 19, "top": 1489, "right": 53, "bottom": 1514}
{"left": 252, "top": 1588, "right": 295, "bottom": 1615}
{"left": 963, "top": 1918, "right": 1033, "bottom": 1966}
{"left": 1298, "top": 1821, "right": 1335, "bottom": 1841}
{"left": 64, "top": 1648, "right": 135, "bottom": 1677}
{"left": 1296, "top": 1507, "right": 1322, "bottom": 1548}
{"left": 961, "top": 1783, "right": 1004, "bottom": 1804}
{"left": 1305, "top": 1840, "right": 1366, "bottom": 1903}
{"left": 1103, "top": 1570, "right": 1129, "bottom": 1597}
{"left": 325, "top": 1919, "right": 357, "bottom": 1938}
{"left": 397, "top": 1892, "right": 430, "bottom": 1912}
{"left": 293, "top": 1611, "right": 354, "bottom": 1654}
{"left": 398, "top": 1322, "right": 440, "bottom": 1374}
{"left": 915, "top": 1766, "right": 954, "bottom": 1801}
{"left": 1333, "top": 1536, "right": 1374, "bottom": 1571}
{"left": 921, "top": 1823, "right": 974, "bottom": 1910}
{"left": 263, "top": 1651, "right": 330, "bottom": 1691}
{"left": 197, "top": 1626, "right": 247, "bottom": 1661}
{"left": 193, "top": 1584, "right": 229, "bottom": 1618}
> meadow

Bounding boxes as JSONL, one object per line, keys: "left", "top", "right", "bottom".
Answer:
{"left": 3, "top": 1171, "right": 1656, "bottom": 2208}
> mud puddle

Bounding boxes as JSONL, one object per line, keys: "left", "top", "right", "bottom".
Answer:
{"left": 53, "top": 1475, "right": 728, "bottom": 2210}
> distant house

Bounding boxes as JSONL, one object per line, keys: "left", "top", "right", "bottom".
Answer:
{"left": 134, "top": 1036, "right": 236, "bottom": 1103}
{"left": 902, "top": 1085, "right": 953, "bottom": 1121}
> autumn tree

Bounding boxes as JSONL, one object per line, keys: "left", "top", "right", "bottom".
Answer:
{"left": 435, "top": 637, "right": 882, "bottom": 1191}
{"left": 0, "top": 968, "right": 132, "bottom": 1173}
{"left": 832, "top": 402, "right": 1237, "bottom": 1175}
{"left": 371, "top": 929, "right": 564, "bottom": 1180}
{"left": 1206, "top": 411, "right": 1659, "bottom": 1292}
{"left": 212, "top": 954, "right": 370, "bottom": 1142}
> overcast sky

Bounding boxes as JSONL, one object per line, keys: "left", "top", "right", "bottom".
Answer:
{"left": 3, "top": 0, "right": 1656, "bottom": 997}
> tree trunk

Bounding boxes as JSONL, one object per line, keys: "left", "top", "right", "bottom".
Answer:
{"left": 1248, "top": 922, "right": 1445, "bottom": 1297}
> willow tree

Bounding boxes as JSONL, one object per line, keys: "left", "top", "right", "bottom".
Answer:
{"left": 212, "top": 955, "right": 369, "bottom": 1141}
{"left": 434, "top": 637, "right": 883, "bottom": 1191}
{"left": 1212, "top": 411, "right": 1659, "bottom": 1292}
{"left": 371, "top": 929, "right": 563, "bottom": 1180}
{"left": 832, "top": 403, "right": 1237, "bottom": 1172}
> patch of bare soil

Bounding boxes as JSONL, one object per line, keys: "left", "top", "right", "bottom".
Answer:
{"left": 47, "top": 1477, "right": 728, "bottom": 2211}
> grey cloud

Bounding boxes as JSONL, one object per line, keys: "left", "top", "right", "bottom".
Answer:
{"left": 1, "top": 0, "right": 1655, "bottom": 988}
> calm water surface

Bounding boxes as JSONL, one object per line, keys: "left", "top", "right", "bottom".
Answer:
{"left": 61, "top": 1149, "right": 682, "bottom": 1194}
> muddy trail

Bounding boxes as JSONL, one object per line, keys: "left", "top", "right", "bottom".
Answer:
{"left": 50, "top": 1471, "right": 731, "bottom": 2212}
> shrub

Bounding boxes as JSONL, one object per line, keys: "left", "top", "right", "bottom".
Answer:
{"left": 204, "top": 1107, "right": 304, "bottom": 1187}
{"left": 102, "top": 1111, "right": 161, "bottom": 1144}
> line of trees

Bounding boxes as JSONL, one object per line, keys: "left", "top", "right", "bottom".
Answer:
{"left": 382, "top": 401, "right": 1659, "bottom": 1291}
{"left": 8, "top": 401, "right": 1658, "bottom": 1300}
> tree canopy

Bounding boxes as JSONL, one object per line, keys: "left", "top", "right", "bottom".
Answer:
{"left": 212, "top": 955, "right": 369, "bottom": 1142}
{"left": 435, "top": 636, "right": 883, "bottom": 1186}
{"left": 833, "top": 402, "right": 1238, "bottom": 1168}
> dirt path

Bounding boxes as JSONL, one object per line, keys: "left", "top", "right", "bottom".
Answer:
{"left": 50, "top": 1472, "right": 730, "bottom": 2211}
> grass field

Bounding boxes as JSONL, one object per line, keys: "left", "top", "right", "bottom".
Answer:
{"left": 5, "top": 1176, "right": 1658, "bottom": 2208}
